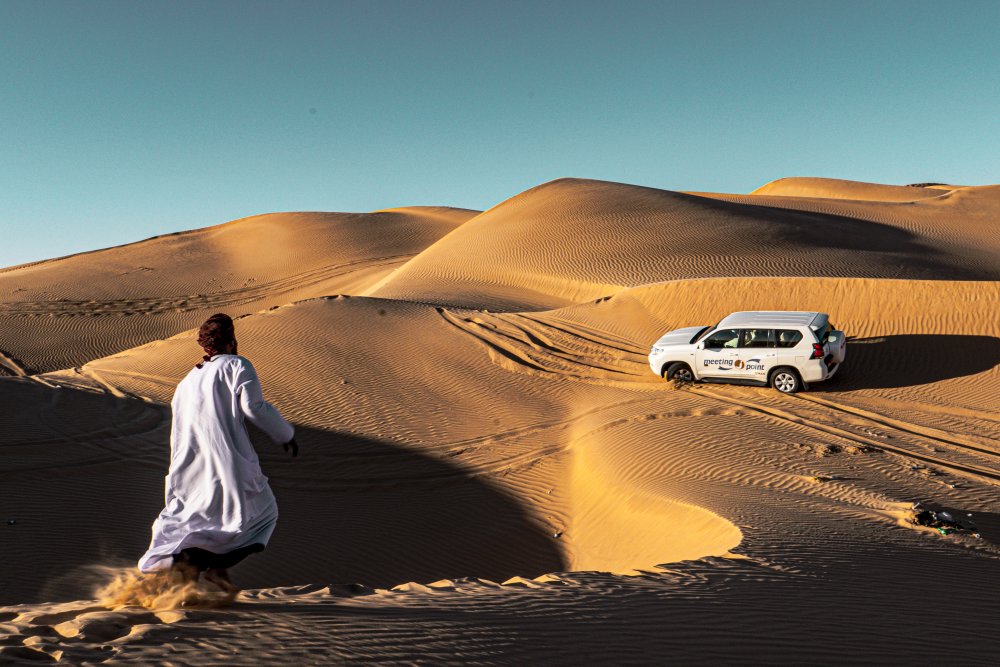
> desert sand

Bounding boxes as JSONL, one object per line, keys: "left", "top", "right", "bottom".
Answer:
{"left": 1, "top": 177, "right": 998, "bottom": 664}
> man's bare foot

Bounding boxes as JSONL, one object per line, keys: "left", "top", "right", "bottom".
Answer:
{"left": 204, "top": 568, "right": 239, "bottom": 595}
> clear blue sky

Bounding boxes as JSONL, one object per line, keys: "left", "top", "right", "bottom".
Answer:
{"left": 2, "top": 0, "right": 998, "bottom": 268}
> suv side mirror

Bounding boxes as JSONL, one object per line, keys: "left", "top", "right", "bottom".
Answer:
{"left": 696, "top": 342, "right": 705, "bottom": 350}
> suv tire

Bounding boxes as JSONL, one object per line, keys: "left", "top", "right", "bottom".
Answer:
{"left": 770, "top": 367, "right": 802, "bottom": 394}
{"left": 664, "top": 362, "right": 694, "bottom": 383}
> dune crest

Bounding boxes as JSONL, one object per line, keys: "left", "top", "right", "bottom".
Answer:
{"left": 371, "top": 177, "right": 998, "bottom": 310}
{"left": 750, "top": 176, "right": 958, "bottom": 201}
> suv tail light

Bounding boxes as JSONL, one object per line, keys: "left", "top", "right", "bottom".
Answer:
{"left": 810, "top": 343, "right": 824, "bottom": 359}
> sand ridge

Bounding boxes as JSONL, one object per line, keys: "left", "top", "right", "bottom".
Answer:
{"left": 750, "top": 176, "right": 959, "bottom": 201}
{"left": 0, "top": 206, "right": 477, "bottom": 373}
{"left": 370, "top": 177, "right": 1000, "bottom": 310}
{"left": 2, "top": 177, "right": 999, "bottom": 663}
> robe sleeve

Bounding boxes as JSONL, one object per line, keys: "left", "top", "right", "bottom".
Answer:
{"left": 234, "top": 358, "right": 295, "bottom": 445}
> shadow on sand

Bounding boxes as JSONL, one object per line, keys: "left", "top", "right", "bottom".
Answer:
{"left": 237, "top": 424, "right": 566, "bottom": 591}
{"left": 4, "top": 379, "right": 565, "bottom": 604}
{"left": 822, "top": 334, "right": 1000, "bottom": 391}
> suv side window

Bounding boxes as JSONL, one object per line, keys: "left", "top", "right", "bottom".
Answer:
{"left": 775, "top": 329, "right": 803, "bottom": 348}
{"left": 703, "top": 328, "right": 740, "bottom": 349}
{"left": 741, "top": 329, "right": 775, "bottom": 348}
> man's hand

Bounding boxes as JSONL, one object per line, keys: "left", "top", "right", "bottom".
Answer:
{"left": 283, "top": 438, "right": 299, "bottom": 458}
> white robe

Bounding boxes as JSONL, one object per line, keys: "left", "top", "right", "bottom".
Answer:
{"left": 138, "top": 354, "right": 294, "bottom": 573}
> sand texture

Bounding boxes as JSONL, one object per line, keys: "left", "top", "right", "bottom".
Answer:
{"left": 0, "top": 207, "right": 476, "bottom": 374}
{"left": 1, "top": 179, "right": 999, "bottom": 664}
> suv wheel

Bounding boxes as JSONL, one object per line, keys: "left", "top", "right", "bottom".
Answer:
{"left": 664, "top": 363, "right": 694, "bottom": 383}
{"left": 771, "top": 367, "right": 802, "bottom": 394}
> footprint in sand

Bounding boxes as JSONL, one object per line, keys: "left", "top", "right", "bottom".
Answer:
{"left": 53, "top": 611, "right": 160, "bottom": 642}
{"left": 0, "top": 601, "right": 199, "bottom": 663}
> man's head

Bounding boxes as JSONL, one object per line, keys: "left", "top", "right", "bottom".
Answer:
{"left": 197, "top": 313, "right": 237, "bottom": 358}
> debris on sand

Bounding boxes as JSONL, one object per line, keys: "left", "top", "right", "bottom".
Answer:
{"left": 909, "top": 503, "right": 978, "bottom": 537}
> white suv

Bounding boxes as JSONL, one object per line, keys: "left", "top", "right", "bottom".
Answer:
{"left": 648, "top": 311, "right": 846, "bottom": 393}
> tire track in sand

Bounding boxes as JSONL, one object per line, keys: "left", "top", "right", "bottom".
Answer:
{"left": 438, "top": 303, "right": 1000, "bottom": 485}
{"left": 691, "top": 385, "right": 1000, "bottom": 484}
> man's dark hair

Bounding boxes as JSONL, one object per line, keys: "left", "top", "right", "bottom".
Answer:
{"left": 197, "top": 313, "right": 236, "bottom": 364}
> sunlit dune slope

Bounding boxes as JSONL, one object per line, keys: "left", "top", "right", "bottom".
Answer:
{"left": 0, "top": 207, "right": 477, "bottom": 373}
{"left": 370, "top": 178, "right": 998, "bottom": 311}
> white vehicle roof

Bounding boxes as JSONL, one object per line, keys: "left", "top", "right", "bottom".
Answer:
{"left": 717, "top": 311, "right": 828, "bottom": 330}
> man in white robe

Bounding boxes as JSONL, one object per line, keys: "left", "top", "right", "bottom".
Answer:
{"left": 138, "top": 314, "right": 297, "bottom": 590}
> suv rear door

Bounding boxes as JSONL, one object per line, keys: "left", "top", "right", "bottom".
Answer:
{"left": 736, "top": 328, "right": 776, "bottom": 381}
{"left": 819, "top": 321, "right": 847, "bottom": 365}
{"left": 775, "top": 329, "right": 806, "bottom": 367}
{"left": 810, "top": 314, "right": 846, "bottom": 365}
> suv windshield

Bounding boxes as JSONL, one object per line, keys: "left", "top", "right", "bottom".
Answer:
{"left": 688, "top": 326, "right": 712, "bottom": 344}
{"left": 695, "top": 322, "right": 721, "bottom": 344}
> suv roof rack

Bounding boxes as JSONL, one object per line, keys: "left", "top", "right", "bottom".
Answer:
{"left": 717, "top": 311, "right": 825, "bottom": 329}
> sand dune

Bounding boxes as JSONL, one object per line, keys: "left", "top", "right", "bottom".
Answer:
{"left": 0, "top": 206, "right": 476, "bottom": 374}
{"left": 370, "top": 178, "right": 999, "bottom": 310}
{"left": 4, "top": 294, "right": 739, "bottom": 604}
{"left": 750, "top": 176, "right": 957, "bottom": 201}
{"left": 2, "top": 177, "right": 999, "bottom": 664}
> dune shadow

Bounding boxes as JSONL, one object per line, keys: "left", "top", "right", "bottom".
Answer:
{"left": 821, "top": 334, "right": 1000, "bottom": 391}
{"left": 3, "top": 381, "right": 565, "bottom": 605}
{"left": 238, "top": 425, "right": 566, "bottom": 591}
{"left": 965, "top": 509, "right": 1000, "bottom": 546}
